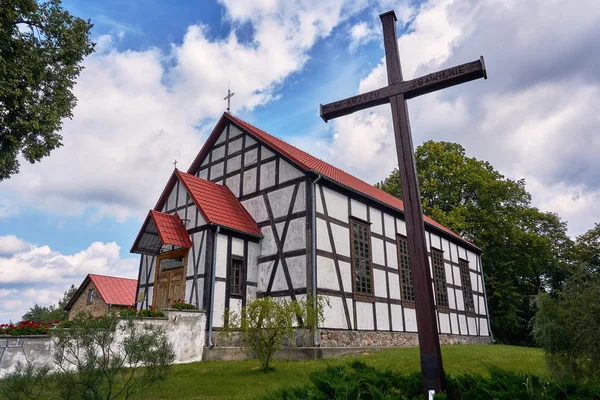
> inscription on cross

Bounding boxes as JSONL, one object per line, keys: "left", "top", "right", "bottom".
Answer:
{"left": 319, "top": 10, "right": 487, "bottom": 396}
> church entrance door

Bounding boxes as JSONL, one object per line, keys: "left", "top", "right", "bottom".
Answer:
{"left": 154, "top": 249, "right": 188, "bottom": 309}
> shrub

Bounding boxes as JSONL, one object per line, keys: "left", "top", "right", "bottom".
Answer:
{"left": 170, "top": 298, "right": 198, "bottom": 310}
{"left": 119, "top": 305, "right": 165, "bottom": 318}
{"left": 221, "top": 296, "right": 326, "bottom": 371}
{"left": 532, "top": 269, "right": 600, "bottom": 383}
{"left": 0, "top": 321, "right": 53, "bottom": 335}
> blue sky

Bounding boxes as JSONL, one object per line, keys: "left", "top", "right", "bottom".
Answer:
{"left": 2, "top": 0, "right": 599, "bottom": 322}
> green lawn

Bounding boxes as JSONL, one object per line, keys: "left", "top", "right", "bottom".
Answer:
{"left": 142, "top": 345, "right": 545, "bottom": 399}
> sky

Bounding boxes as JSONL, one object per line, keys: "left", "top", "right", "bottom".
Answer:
{"left": 1, "top": 0, "right": 599, "bottom": 323}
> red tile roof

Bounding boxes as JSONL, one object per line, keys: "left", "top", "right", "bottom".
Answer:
{"left": 224, "top": 113, "right": 474, "bottom": 248}
{"left": 176, "top": 170, "right": 262, "bottom": 237}
{"left": 88, "top": 274, "right": 137, "bottom": 306}
{"left": 151, "top": 210, "right": 193, "bottom": 249}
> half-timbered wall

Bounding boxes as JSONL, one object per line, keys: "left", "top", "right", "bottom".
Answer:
{"left": 314, "top": 181, "right": 489, "bottom": 337}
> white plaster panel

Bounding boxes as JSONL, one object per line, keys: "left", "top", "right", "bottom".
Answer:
{"left": 479, "top": 296, "right": 486, "bottom": 316}
{"left": 391, "top": 304, "right": 403, "bottom": 331}
{"left": 447, "top": 287, "right": 456, "bottom": 309}
{"left": 287, "top": 255, "right": 307, "bottom": 289}
{"left": 430, "top": 234, "right": 441, "bottom": 249}
{"left": 339, "top": 261, "right": 352, "bottom": 293}
{"left": 439, "top": 312, "right": 451, "bottom": 334}
{"left": 346, "top": 299, "right": 354, "bottom": 329}
{"left": 331, "top": 224, "right": 350, "bottom": 257}
{"left": 214, "top": 180, "right": 223, "bottom": 186}
{"left": 261, "top": 146, "right": 275, "bottom": 160}
{"left": 315, "top": 184, "right": 324, "bottom": 213}
{"left": 246, "top": 285, "right": 257, "bottom": 303}
{"left": 247, "top": 242, "right": 259, "bottom": 283}
{"left": 316, "top": 218, "right": 331, "bottom": 252}
{"left": 147, "top": 287, "right": 153, "bottom": 307}
{"left": 376, "top": 302, "right": 389, "bottom": 331}
{"left": 201, "top": 156, "right": 209, "bottom": 167}
{"left": 244, "top": 135, "right": 256, "bottom": 147}
{"left": 356, "top": 302, "right": 374, "bottom": 330}
{"left": 386, "top": 242, "right": 398, "bottom": 270}
{"left": 445, "top": 263, "right": 453, "bottom": 285}
{"left": 212, "top": 281, "right": 226, "bottom": 327}
{"left": 293, "top": 181, "right": 305, "bottom": 213}
{"left": 167, "top": 185, "right": 177, "bottom": 210}
{"left": 455, "top": 289, "right": 465, "bottom": 311}
{"left": 425, "top": 232, "right": 431, "bottom": 249}
{"left": 177, "top": 181, "right": 187, "bottom": 209}
{"left": 396, "top": 219, "right": 406, "bottom": 236}
{"left": 457, "top": 246, "right": 467, "bottom": 260}
{"left": 260, "top": 226, "right": 277, "bottom": 256}
{"left": 371, "top": 237, "right": 385, "bottom": 266}
{"left": 350, "top": 199, "right": 367, "bottom": 221}
{"left": 271, "top": 265, "right": 287, "bottom": 291}
{"left": 453, "top": 266, "right": 462, "bottom": 287}
{"left": 458, "top": 314, "right": 468, "bottom": 334}
{"left": 479, "top": 319, "right": 489, "bottom": 336}
{"left": 212, "top": 145, "right": 225, "bottom": 161}
{"left": 242, "top": 167, "right": 257, "bottom": 195}
{"left": 244, "top": 148, "right": 258, "bottom": 166}
{"left": 210, "top": 162, "right": 224, "bottom": 180}
{"left": 241, "top": 196, "right": 268, "bottom": 223}
{"left": 279, "top": 159, "right": 304, "bottom": 183}
{"left": 373, "top": 269, "right": 387, "bottom": 298}
{"left": 259, "top": 160, "right": 276, "bottom": 190}
{"left": 450, "top": 313, "right": 459, "bottom": 334}
{"left": 229, "top": 298, "right": 242, "bottom": 317}
{"left": 404, "top": 307, "right": 417, "bottom": 332}
{"left": 226, "top": 174, "right": 240, "bottom": 198}
{"left": 283, "top": 217, "right": 306, "bottom": 252}
{"left": 321, "top": 296, "right": 348, "bottom": 329}
{"left": 317, "top": 256, "right": 339, "bottom": 291}
{"left": 258, "top": 260, "right": 274, "bottom": 292}
{"left": 441, "top": 239, "right": 451, "bottom": 260}
{"left": 370, "top": 208, "right": 382, "bottom": 234}
{"left": 451, "top": 243, "right": 460, "bottom": 261}
{"left": 215, "top": 129, "right": 226, "bottom": 144}
{"left": 230, "top": 125, "right": 243, "bottom": 138}
{"left": 268, "top": 185, "right": 294, "bottom": 218}
{"left": 470, "top": 272, "right": 478, "bottom": 291}
{"left": 275, "top": 222, "right": 285, "bottom": 242}
{"left": 388, "top": 272, "right": 401, "bottom": 299}
{"left": 323, "top": 186, "right": 348, "bottom": 223}
{"left": 198, "top": 169, "right": 208, "bottom": 180}
{"left": 197, "top": 278, "right": 204, "bottom": 308}
{"left": 185, "top": 280, "right": 193, "bottom": 303}
{"left": 215, "top": 234, "right": 229, "bottom": 278}
{"left": 467, "top": 317, "right": 478, "bottom": 336}
{"left": 227, "top": 154, "right": 242, "bottom": 173}
{"left": 228, "top": 137, "right": 242, "bottom": 154}
{"left": 383, "top": 214, "right": 395, "bottom": 239}
{"left": 231, "top": 237, "right": 244, "bottom": 256}
{"left": 467, "top": 251, "right": 478, "bottom": 269}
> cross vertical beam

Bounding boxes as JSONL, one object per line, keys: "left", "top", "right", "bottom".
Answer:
{"left": 380, "top": 11, "right": 445, "bottom": 394}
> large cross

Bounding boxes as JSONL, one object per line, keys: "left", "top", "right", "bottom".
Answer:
{"left": 319, "top": 11, "right": 487, "bottom": 396}
{"left": 224, "top": 87, "right": 235, "bottom": 112}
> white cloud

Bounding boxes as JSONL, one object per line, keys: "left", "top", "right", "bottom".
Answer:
{"left": 0, "top": 235, "right": 32, "bottom": 257}
{"left": 349, "top": 22, "right": 379, "bottom": 52}
{"left": 0, "top": 237, "right": 138, "bottom": 323}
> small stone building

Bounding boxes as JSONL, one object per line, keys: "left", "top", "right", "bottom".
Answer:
{"left": 65, "top": 274, "right": 137, "bottom": 319}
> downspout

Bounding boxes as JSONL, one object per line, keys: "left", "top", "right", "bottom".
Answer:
{"left": 311, "top": 174, "right": 322, "bottom": 347}
{"left": 208, "top": 225, "right": 221, "bottom": 348}
{"left": 478, "top": 254, "right": 494, "bottom": 343}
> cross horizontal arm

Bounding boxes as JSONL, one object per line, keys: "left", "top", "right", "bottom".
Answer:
{"left": 320, "top": 57, "right": 486, "bottom": 122}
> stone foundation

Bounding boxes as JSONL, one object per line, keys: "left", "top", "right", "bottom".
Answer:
{"left": 210, "top": 328, "right": 313, "bottom": 348}
{"left": 319, "top": 330, "right": 492, "bottom": 348}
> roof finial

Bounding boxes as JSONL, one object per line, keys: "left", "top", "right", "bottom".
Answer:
{"left": 173, "top": 159, "right": 178, "bottom": 169}
{"left": 224, "top": 81, "right": 235, "bottom": 112}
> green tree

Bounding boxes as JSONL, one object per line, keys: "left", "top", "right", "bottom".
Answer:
{"left": 0, "top": 0, "right": 94, "bottom": 181}
{"left": 572, "top": 223, "right": 600, "bottom": 274}
{"left": 376, "top": 141, "right": 573, "bottom": 345}
{"left": 22, "top": 284, "right": 77, "bottom": 322}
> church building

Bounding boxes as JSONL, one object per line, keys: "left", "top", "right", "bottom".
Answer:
{"left": 131, "top": 113, "right": 491, "bottom": 347}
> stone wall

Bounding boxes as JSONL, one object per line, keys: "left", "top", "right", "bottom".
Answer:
{"left": 319, "top": 330, "right": 492, "bottom": 347}
{"left": 0, "top": 310, "right": 206, "bottom": 378}
{"left": 68, "top": 280, "right": 113, "bottom": 319}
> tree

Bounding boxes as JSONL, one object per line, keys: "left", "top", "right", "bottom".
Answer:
{"left": 572, "top": 223, "right": 600, "bottom": 274}
{"left": 22, "top": 284, "right": 77, "bottom": 322}
{"left": 376, "top": 141, "right": 573, "bottom": 345}
{"left": 0, "top": 0, "right": 94, "bottom": 181}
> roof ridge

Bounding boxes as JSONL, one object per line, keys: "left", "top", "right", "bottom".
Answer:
{"left": 88, "top": 274, "right": 137, "bottom": 281}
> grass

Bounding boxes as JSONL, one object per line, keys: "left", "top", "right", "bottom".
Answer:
{"left": 141, "top": 345, "right": 545, "bottom": 399}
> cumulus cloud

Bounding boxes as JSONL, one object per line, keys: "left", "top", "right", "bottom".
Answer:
{"left": 0, "top": 236, "right": 138, "bottom": 323}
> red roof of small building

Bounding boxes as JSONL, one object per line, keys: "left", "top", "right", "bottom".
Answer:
{"left": 176, "top": 170, "right": 262, "bottom": 237}
{"left": 151, "top": 210, "right": 193, "bottom": 249}
{"left": 88, "top": 274, "right": 137, "bottom": 306}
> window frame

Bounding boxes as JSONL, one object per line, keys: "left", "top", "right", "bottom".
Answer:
{"left": 349, "top": 217, "right": 375, "bottom": 301}
{"left": 430, "top": 248, "right": 449, "bottom": 310}
{"left": 459, "top": 258, "right": 476, "bottom": 314}
{"left": 229, "top": 256, "right": 244, "bottom": 298}
{"left": 87, "top": 288, "right": 95, "bottom": 304}
{"left": 396, "top": 234, "right": 415, "bottom": 308}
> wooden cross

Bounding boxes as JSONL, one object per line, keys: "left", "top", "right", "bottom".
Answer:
{"left": 319, "top": 10, "right": 487, "bottom": 396}
{"left": 224, "top": 87, "right": 235, "bottom": 112}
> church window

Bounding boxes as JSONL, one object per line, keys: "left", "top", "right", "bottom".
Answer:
{"left": 397, "top": 236, "right": 415, "bottom": 305}
{"left": 431, "top": 249, "right": 449, "bottom": 308}
{"left": 459, "top": 259, "right": 475, "bottom": 313}
{"left": 350, "top": 219, "right": 373, "bottom": 297}
{"left": 230, "top": 257, "right": 243, "bottom": 297}
{"left": 87, "top": 288, "right": 95, "bottom": 304}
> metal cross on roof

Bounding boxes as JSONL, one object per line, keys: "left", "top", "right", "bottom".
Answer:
{"left": 173, "top": 159, "right": 177, "bottom": 169}
{"left": 224, "top": 87, "right": 235, "bottom": 112}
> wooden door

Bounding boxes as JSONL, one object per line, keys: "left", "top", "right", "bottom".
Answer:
{"left": 155, "top": 272, "right": 171, "bottom": 309}
{"left": 168, "top": 269, "right": 185, "bottom": 304}
{"left": 153, "top": 249, "right": 189, "bottom": 309}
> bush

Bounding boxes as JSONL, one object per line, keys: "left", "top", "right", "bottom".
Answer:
{"left": 220, "top": 296, "right": 326, "bottom": 371}
{"left": 0, "top": 321, "right": 54, "bottom": 335}
{"left": 532, "top": 269, "right": 600, "bottom": 383}
{"left": 119, "top": 305, "right": 165, "bottom": 318}
{"left": 260, "top": 361, "right": 600, "bottom": 400}
{"left": 170, "top": 298, "right": 198, "bottom": 310}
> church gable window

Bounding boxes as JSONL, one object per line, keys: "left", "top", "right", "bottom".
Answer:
{"left": 397, "top": 235, "right": 415, "bottom": 306}
{"left": 350, "top": 219, "right": 374, "bottom": 297}
{"left": 431, "top": 248, "right": 449, "bottom": 308}
{"left": 459, "top": 258, "right": 475, "bottom": 313}
{"left": 229, "top": 257, "right": 244, "bottom": 297}
{"left": 87, "top": 288, "right": 95, "bottom": 304}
